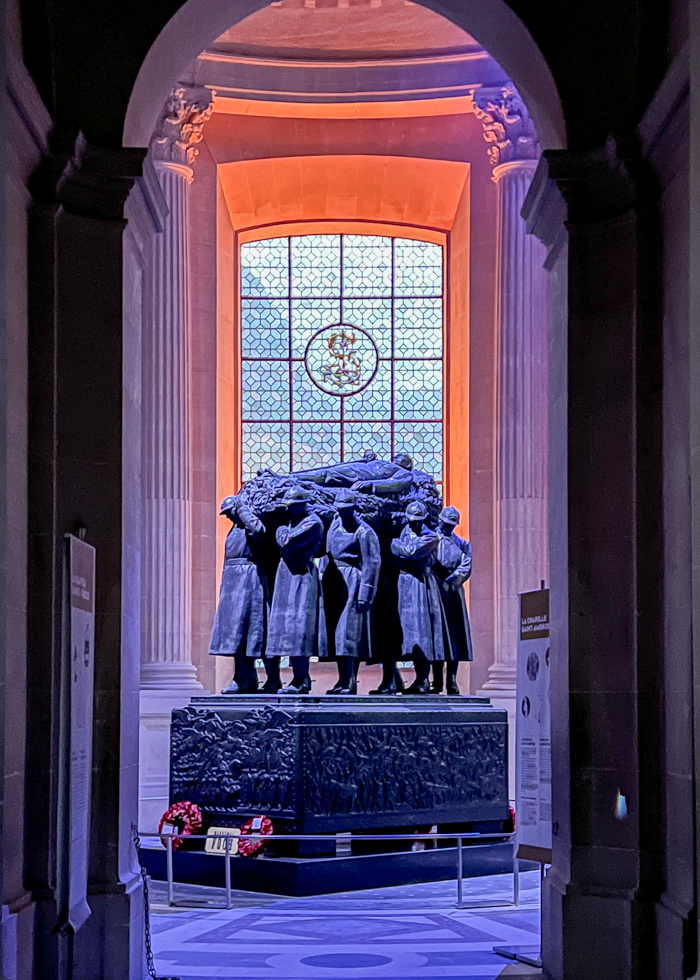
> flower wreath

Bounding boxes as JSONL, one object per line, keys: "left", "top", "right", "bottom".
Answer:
{"left": 159, "top": 801, "right": 203, "bottom": 850}
{"left": 238, "top": 815, "right": 273, "bottom": 857}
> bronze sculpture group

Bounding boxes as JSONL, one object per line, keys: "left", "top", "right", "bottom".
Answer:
{"left": 208, "top": 453, "right": 473, "bottom": 695}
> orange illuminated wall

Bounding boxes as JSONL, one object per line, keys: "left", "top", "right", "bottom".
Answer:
{"left": 215, "top": 153, "right": 470, "bottom": 530}
{"left": 200, "top": 102, "right": 498, "bottom": 694}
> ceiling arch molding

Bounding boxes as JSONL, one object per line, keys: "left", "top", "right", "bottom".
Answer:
{"left": 123, "top": 0, "right": 566, "bottom": 152}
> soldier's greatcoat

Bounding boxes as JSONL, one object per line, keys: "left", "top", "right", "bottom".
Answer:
{"left": 209, "top": 515, "right": 267, "bottom": 659}
{"left": 433, "top": 532, "right": 474, "bottom": 662}
{"left": 391, "top": 524, "right": 449, "bottom": 662}
{"left": 266, "top": 511, "right": 325, "bottom": 658}
{"left": 320, "top": 514, "right": 381, "bottom": 660}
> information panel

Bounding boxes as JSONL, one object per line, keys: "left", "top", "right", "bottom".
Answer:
{"left": 515, "top": 588, "right": 551, "bottom": 864}
{"left": 59, "top": 534, "right": 96, "bottom": 932}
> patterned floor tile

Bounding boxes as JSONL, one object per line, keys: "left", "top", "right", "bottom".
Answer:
{"left": 150, "top": 872, "right": 542, "bottom": 980}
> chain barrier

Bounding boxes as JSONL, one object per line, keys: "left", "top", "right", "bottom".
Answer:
{"left": 133, "top": 826, "right": 182, "bottom": 980}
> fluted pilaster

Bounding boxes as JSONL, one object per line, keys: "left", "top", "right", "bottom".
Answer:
{"left": 140, "top": 87, "right": 213, "bottom": 691}
{"left": 483, "top": 159, "right": 549, "bottom": 690}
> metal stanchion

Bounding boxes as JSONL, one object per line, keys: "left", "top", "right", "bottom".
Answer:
{"left": 456, "top": 836, "right": 463, "bottom": 908}
{"left": 143, "top": 829, "right": 517, "bottom": 912}
{"left": 166, "top": 834, "right": 174, "bottom": 907}
{"left": 225, "top": 836, "right": 232, "bottom": 910}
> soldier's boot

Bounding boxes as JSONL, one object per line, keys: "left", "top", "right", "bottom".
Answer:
{"left": 370, "top": 661, "right": 400, "bottom": 695}
{"left": 405, "top": 659, "right": 431, "bottom": 695}
{"left": 281, "top": 657, "right": 312, "bottom": 694}
{"left": 336, "top": 658, "right": 358, "bottom": 695}
{"left": 245, "top": 657, "right": 260, "bottom": 693}
{"left": 430, "top": 662, "right": 444, "bottom": 694}
{"left": 446, "top": 663, "right": 460, "bottom": 696}
{"left": 261, "top": 656, "right": 282, "bottom": 693}
{"left": 221, "top": 653, "right": 253, "bottom": 694}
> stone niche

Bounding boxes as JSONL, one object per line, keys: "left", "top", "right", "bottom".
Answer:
{"left": 170, "top": 694, "right": 509, "bottom": 832}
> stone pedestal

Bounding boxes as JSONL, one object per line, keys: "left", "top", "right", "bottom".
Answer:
{"left": 170, "top": 695, "right": 509, "bottom": 830}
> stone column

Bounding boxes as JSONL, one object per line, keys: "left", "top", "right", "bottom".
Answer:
{"left": 27, "top": 133, "right": 147, "bottom": 980}
{"left": 474, "top": 87, "right": 549, "bottom": 790}
{"left": 140, "top": 87, "right": 213, "bottom": 692}
{"left": 139, "top": 87, "right": 213, "bottom": 827}
{"left": 488, "top": 157, "right": 549, "bottom": 691}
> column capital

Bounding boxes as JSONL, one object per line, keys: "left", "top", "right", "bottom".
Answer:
{"left": 492, "top": 158, "right": 539, "bottom": 184}
{"left": 473, "top": 84, "right": 540, "bottom": 169}
{"left": 150, "top": 85, "right": 215, "bottom": 174}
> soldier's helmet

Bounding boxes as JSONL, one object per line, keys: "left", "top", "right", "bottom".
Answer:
{"left": 392, "top": 452, "right": 414, "bottom": 471}
{"left": 406, "top": 500, "right": 428, "bottom": 521}
{"left": 439, "top": 505, "right": 460, "bottom": 526}
{"left": 220, "top": 495, "right": 237, "bottom": 516}
{"left": 335, "top": 489, "right": 357, "bottom": 509}
{"left": 282, "top": 486, "right": 310, "bottom": 507}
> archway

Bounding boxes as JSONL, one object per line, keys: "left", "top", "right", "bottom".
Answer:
{"left": 123, "top": 0, "right": 565, "bottom": 153}
{"left": 122, "top": 1, "right": 567, "bottom": 976}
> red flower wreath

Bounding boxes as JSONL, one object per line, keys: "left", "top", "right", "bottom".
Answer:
{"left": 237, "top": 815, "right": 273, "bottom": 857}
{"left": 159, "top": 801, "right": 203, "bottom": 850}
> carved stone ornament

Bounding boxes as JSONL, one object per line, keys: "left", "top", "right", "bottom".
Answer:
{"left": 473, "top": 84, "right": 540, "bottom": 168}
{"left": 151, "top": 86, "right": 215, "bottom": 168}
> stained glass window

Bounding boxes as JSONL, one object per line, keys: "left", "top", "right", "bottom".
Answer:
{"left": 240, "top": 234, "right": 444, "bottom": 482}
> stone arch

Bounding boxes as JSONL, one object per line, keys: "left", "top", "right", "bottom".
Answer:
{"left": 122, "top": 0, "right": 566, "bottom": 153}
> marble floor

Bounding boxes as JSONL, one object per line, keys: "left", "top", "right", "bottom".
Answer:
{"left": 149, "top": 871, "right": 542, "bottom": 979}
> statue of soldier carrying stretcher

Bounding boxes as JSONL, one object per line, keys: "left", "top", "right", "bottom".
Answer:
{"left": 209, "top": 452, "right": 473, "bottom": 695}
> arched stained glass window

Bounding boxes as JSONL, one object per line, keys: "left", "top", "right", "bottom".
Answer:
{"left": 240, "top": 234, "right": 444, "bottom": 483}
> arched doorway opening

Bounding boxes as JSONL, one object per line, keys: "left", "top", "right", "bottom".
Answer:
{"left": 121, "top": 1, "right": 567, "bottom": 976}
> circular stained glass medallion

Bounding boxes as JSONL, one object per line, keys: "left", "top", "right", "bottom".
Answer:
{"left": 304, "top": 323, "right": 378, "bottom": 396}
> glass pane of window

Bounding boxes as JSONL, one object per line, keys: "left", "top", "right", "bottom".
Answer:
{"left": 292, "top": 363, "right": 340, "bottom": 421}
{"left": 291, "top": 299, "right": 341, "bottom": 357}
{"left": 344, "top": 361, "right": 392, "bottom": 420}
{"left": 343, "top": 298, "right": 392, "bottom": 356}
{"left": 240, "top": 234, "right": 444, "bottom": 482}
{"left": 395, "top": 298, "right": 442, "bottom": 358}
{"left": 291, "top": 235, "right": 340, "bottom": 297}
{"left": 344, "top": 422, "right": 393, "bottom": 460}
{"left": 394, "top": 239, "right": 442, "bottom": 296}
{"left": 343, "top": 236, "right": 392, "bottom": 297}
{"left": 394, "top": 360, "right": 442, "bottom": 419}
{"left": 242, "top": 422, "right": 290, "bottom": 480}
{"left": 292, "top": 423, "right": 341, "bottom": 470}
{"left": 394, "top": 422, "right": 443, "bottom": 481}
{"left": 241, "top": 239, "right": 288, "bottom": 297}
{"left": 242, "top": 361, "right": 290, "bottom": 420}
{"left": 242, "top": 299, "right": 289, "bottom": 357}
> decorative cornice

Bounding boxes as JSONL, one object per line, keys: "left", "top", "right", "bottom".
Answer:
{"left": 473, "top": 84, "right": 539, "bottom": 168}
{"left": 542, "top": 142, "right": 635, "bottom": 225}
{"left": 151, "top": 86, "right": 215, "bottom": 169}
{"left": 29, "top": 132, "right": 146, "bottom": 220}
{"left": 521, "top": 142, "right": 637, "bottom": 265}
{"left": 521, "top": 156, "right": 567, "bottom": 267}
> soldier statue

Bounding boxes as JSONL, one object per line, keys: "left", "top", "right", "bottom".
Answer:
{"left": 390, "top": 500, "right": 449, "bottom": 694}
{"left": 431, "top": 505, "right": 473, "bottom": 695}
{"left": 292, "top": 452, "right": 415, "bottom": 496}
{"left": 210, "top": 496, "right": 281, "bottom": 694}
{"left": 321, "top": 489, "right": 381, "bottom": 694}
{"left": 266, "top": 487, "right": 325, "bottom": 693}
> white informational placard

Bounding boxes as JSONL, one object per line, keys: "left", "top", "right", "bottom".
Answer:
{"left": 62, "top": 535, "right": 96, "bottom": 932}
{"left": 515, "top": 588, "right": 552, "bottom": 864}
